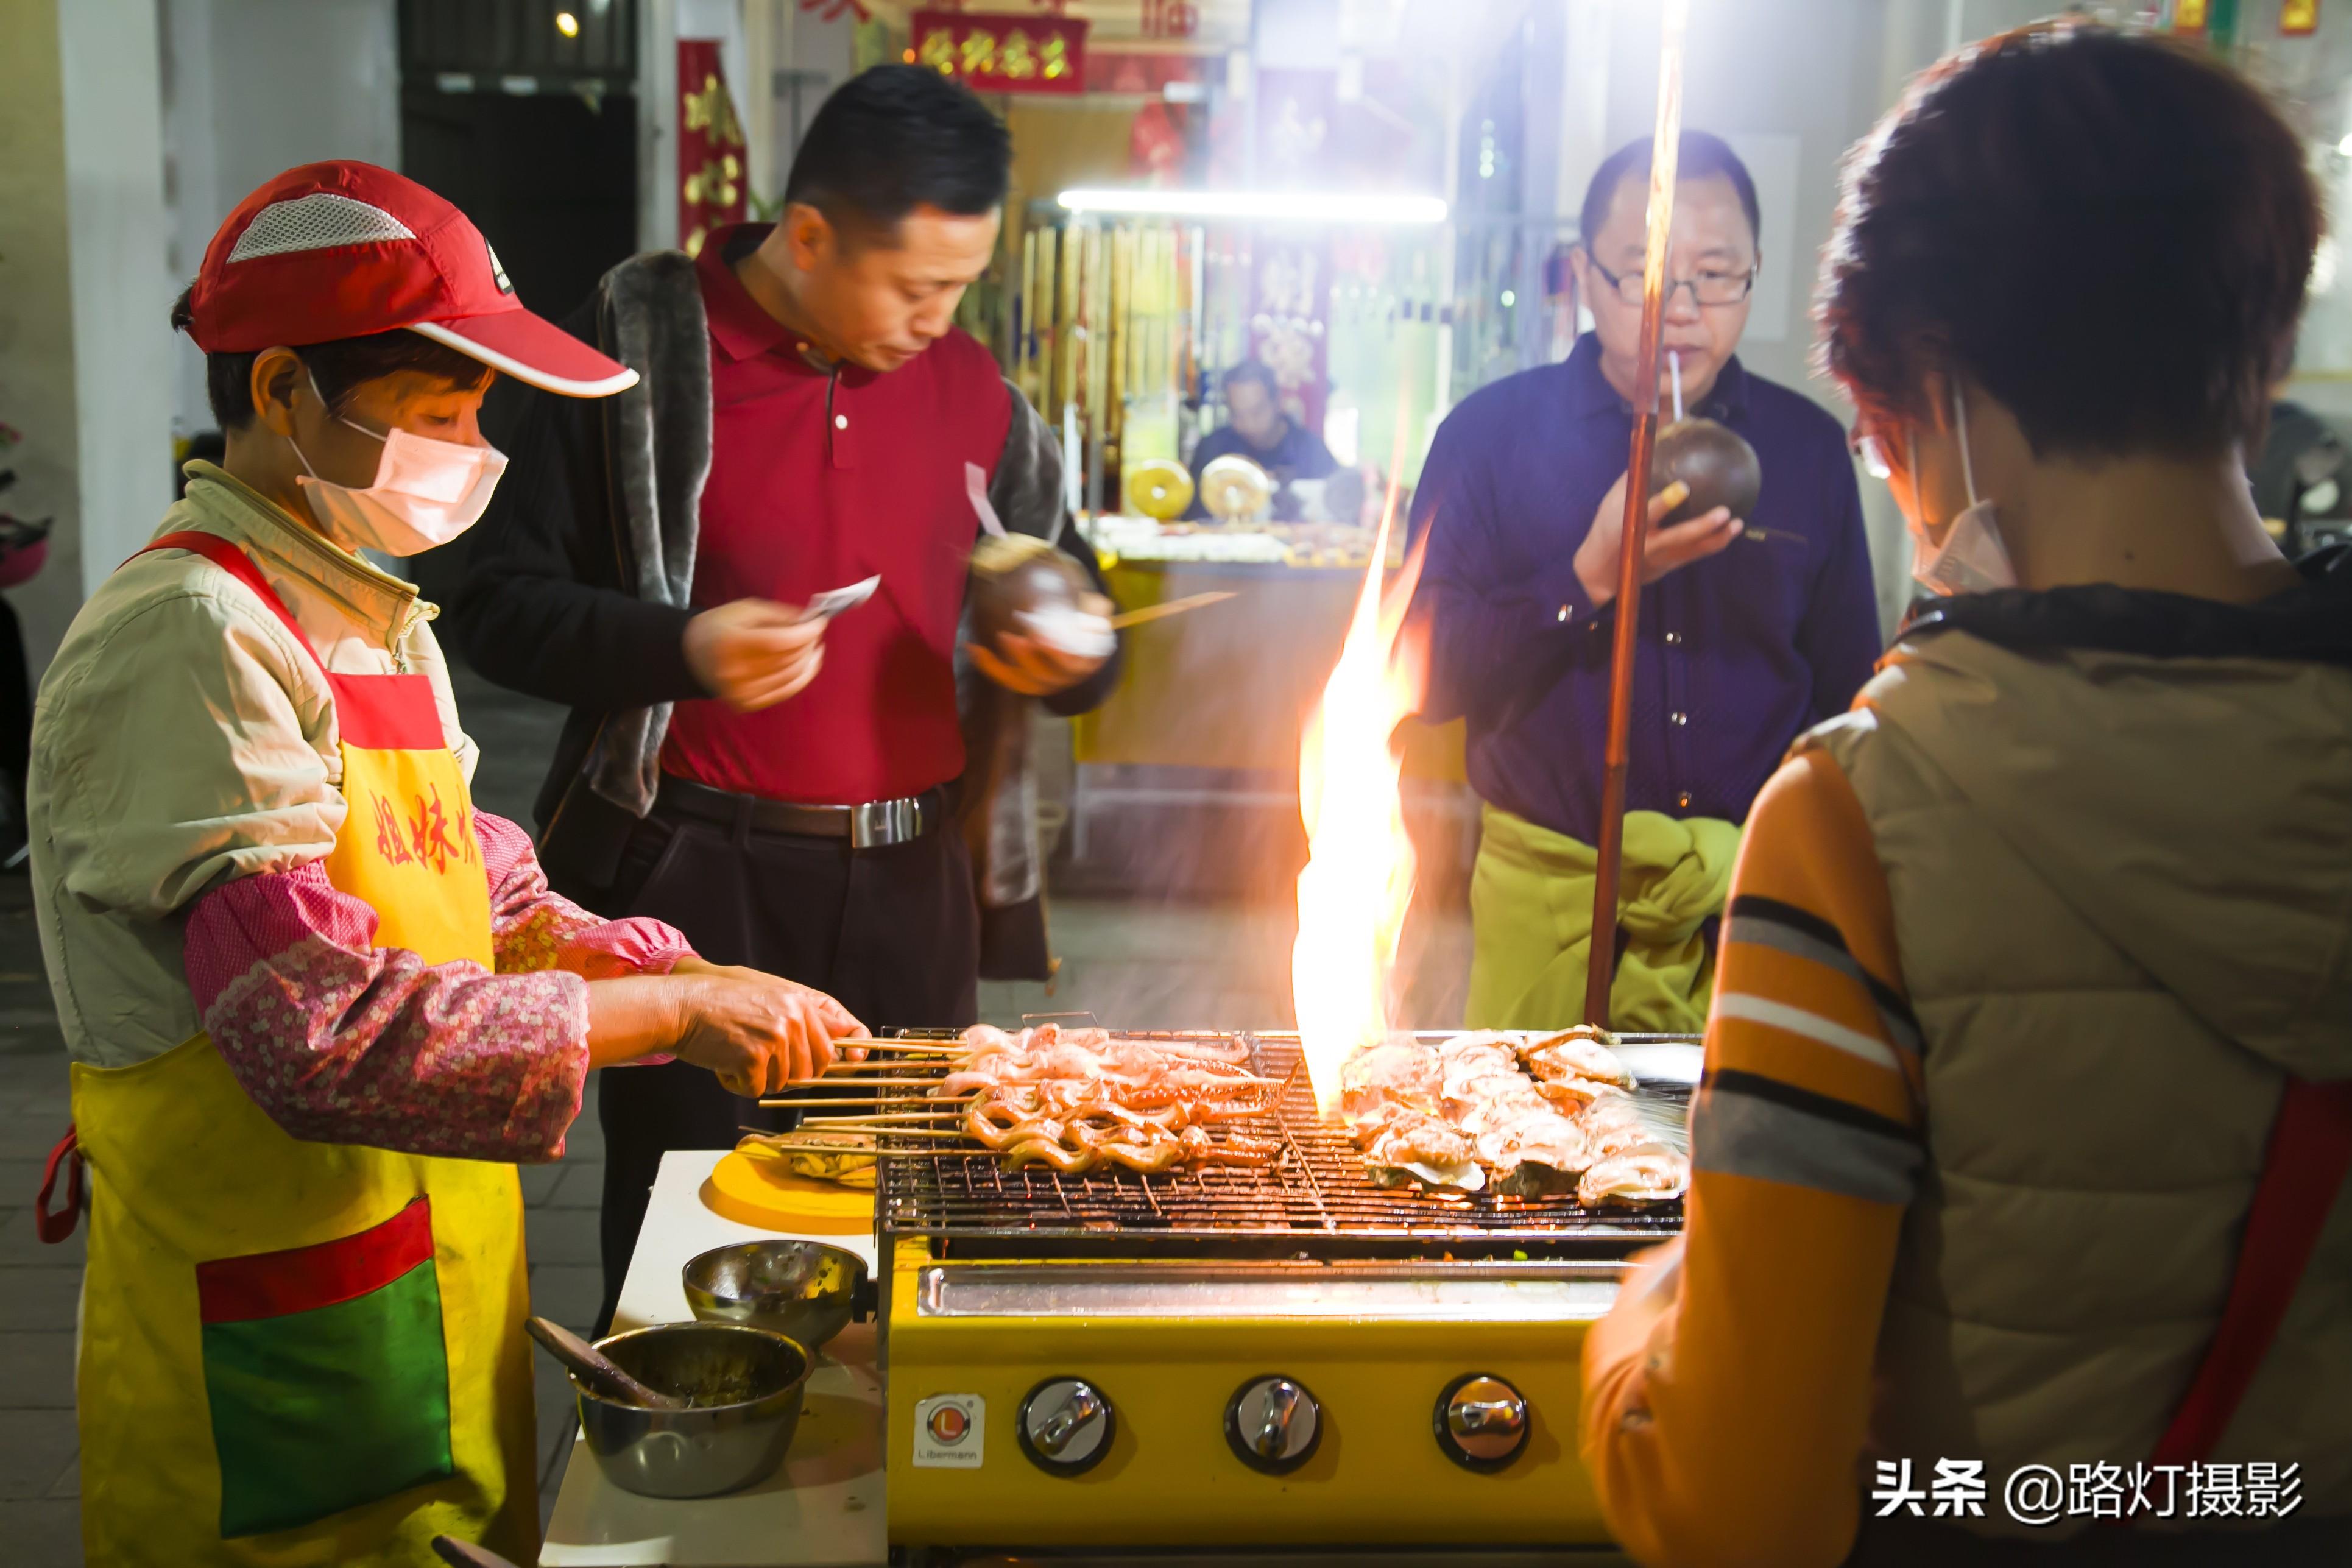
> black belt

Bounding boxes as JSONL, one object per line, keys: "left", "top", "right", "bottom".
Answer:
{"left": 657, "top": 775, "right": 948, "bottom": 849}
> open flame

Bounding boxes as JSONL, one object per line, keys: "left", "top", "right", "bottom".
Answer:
{"left": 1292, "top": 475, "right": 1429, "bottom": 1117}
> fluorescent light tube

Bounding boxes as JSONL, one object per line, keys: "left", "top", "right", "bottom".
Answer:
{"left": 1056, "top": 189, "right": 1447, "bottom": 224}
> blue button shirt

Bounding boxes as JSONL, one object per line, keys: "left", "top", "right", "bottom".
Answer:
{"left": 1409, "top": 334, "right": 1881, "bottom": 842}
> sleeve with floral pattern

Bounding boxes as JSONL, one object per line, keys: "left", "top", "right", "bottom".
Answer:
{"left": 475, "top": 810, "right": 696, "bottom": 978}
{"left": 183, "top": 861, "right": 592, "bottom": 1162}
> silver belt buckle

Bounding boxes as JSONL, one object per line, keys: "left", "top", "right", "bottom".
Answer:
{"left": 849, "top": 796, "right": 923, "bottom": 849}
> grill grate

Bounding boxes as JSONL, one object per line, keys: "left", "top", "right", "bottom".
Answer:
{"left": 872, "top": 1030, "right": 1688, "bottom": 1261}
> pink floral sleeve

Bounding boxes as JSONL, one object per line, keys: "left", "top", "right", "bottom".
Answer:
{"left": 183, "top": 862, "right": 590, "bottom": 1162}
{"left": 476, "top": 811, "right": 696, "bottom": 978}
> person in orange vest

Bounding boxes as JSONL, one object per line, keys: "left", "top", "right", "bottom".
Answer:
{"left": 1579, "top": 26, "right": 2351, "bottom": 1566}
{"left": 26, "top": 162, "right": 866, "bottom": 1567}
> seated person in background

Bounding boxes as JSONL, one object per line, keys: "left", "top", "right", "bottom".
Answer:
{"left": 1581, "top": 24, "right": 2351, "bottom": 1567}
{"left": 1184, "top": 359, "right": 1337, "bottom": 519}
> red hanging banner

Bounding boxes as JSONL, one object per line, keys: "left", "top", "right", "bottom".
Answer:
{"left": 909, "top": 10, "right": 1087, "bottom": 96}
{"left": 677, "top": 39, "right": 746, "bottom": 258}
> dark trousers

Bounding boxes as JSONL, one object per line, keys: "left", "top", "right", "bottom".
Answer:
{"left": 568, "top": 796, "right": 980, "bottom": 1332}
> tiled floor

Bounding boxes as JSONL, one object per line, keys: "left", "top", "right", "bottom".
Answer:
{"left": 0, "top": 666, "right": 1471, "bottom": 1562}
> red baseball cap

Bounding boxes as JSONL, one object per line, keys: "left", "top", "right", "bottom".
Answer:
{"left": 185, "top": 161, "right": 636, "bottom": 398}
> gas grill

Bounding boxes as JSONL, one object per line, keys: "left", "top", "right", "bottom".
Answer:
{"left": 868, "top": 1028, "right": 1698, "bottom": 1556}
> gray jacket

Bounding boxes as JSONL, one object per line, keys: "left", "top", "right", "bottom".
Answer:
{"left": 1814, "top": 568, "right": 2352, "bottom": 1540}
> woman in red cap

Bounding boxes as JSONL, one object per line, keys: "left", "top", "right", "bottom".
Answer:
{"left": 27, "top": 162, "right": 866, "bottom": 1566}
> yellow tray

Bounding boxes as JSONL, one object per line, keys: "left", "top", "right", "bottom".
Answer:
{"left": 700, "top": 1148, "right": 876, "bottom": 1235}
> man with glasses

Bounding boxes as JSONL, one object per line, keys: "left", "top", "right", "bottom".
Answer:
{"left": 1409, "top": 131, "right": 1879, "bottom": 1033}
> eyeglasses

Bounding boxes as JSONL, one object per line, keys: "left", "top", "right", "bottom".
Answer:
{"left": 1586, "top": 255, "right": 1758, "bottom": 309}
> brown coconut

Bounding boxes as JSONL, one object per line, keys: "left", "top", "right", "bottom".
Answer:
{"left": 970, "top": 533, "right": 1092, "bottom": 651}
{"left": 1649, "top": 418, "right": 1762, "bottom": 526}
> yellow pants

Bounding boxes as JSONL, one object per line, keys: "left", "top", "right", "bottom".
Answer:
{"left": 1464, "top": 803, "right": 1740, "bottom": 1033}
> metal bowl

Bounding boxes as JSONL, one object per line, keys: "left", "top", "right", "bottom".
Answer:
{"left": 573, "top": 1322, "right": 810, "bottom": 1499}
{"left": 683, "top": 1240, "right": 869, "bottom": 1351}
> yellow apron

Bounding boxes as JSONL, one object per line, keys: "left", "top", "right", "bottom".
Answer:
{"left": 60, "top": 532, "right": 535, "bottom": 1566}
{"left": 1464, "top": 802, "right": 1740, "bottom": 1033}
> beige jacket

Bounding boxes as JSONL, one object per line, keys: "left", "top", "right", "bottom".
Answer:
{"left": 1812, "top": 621, "right": 2352, "bottom": 1527}
{"left": 28, "top": 463, "right": 476, "bottom": 1068}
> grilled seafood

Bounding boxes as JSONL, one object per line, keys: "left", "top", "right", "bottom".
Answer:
{"left": 1337, "top": 1041, "right": 1444, "bottom": 1128}
{"left": 958, "top": 1022, "right": 1249, "bottom": 1067}
{"left": 1363, "top": 1111, "right": 1485, "bottom": 1193}
{"left": 736, "top": 1129, "right": 877, "bottom": 1188}
{"left": 1531, "top": 1075, "right": 1619, "bottom": 1113}
{"left": 1579, "top": 1093, "right": 1655, "bottom": 1159}
{"left": 954, "top": 1033, "right": 1282, "bottom": 1176}
{"left": 937, "top": 1029, "right": 1274, "bottom": 1100}
{"left": 1336, "top": 1031, "right": 1678, "bottom": 1206}
{"left": 1003, "top": 1135, "right": 1185, "bottom": 1175}
{"left": 1519, "top": 1028, "right": 1637, "bottom": 1090}
{"left": 1576, "top": 1141, "right": 1690, "bottom": 1206}
{"left": 976, "top": 1096, "right": 1282, "bottom": 1177}
{"left": 1473, "top": 1107, "right": 1593, "bottom": 1173}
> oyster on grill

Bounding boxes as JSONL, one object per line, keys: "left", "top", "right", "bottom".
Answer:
{"left": 1576, "top": 1142, "right": 1690, "bottom": 1206}
{"left": 1338, "top": 1040, "right": 1445, "bottom": 1129}
{"left": 1483, "top": 1111, "right": 1597, "bottom": 1199}
{"left": 1363, "top": 1112, "right": 1486, "bottom": 1193}
{"left": 1581, "top": 1104, "right": 1655, "bottom": 1160}
{"left": 1520, "top": 1029, "right": 1636, "bottom": 1091}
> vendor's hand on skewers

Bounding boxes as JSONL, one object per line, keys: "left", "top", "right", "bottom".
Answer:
{"left": 967, "top": 590, "right": 1115, "bottom": 696}
{"left": 668, "top": 964, "right": 870, "bottom": 1098}
{"left": 1573, "top": 475, "right": 1743, "bottom": 610}
{"left": 683, "top": 598, "right": 827, "bottom": 713}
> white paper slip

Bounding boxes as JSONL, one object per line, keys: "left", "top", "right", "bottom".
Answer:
{"left": 1017, "top": 607, "right": 1116, "bottom": 659}
{"left": 805, "top": 575, "right": 881, "bottom": 619}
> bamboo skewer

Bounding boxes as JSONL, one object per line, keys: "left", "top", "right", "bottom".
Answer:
{"left": 1109, "top": 591, "right": 1236, "bottom": 630}
{"left": 799, "top": 1111, "right": 966, "bottom": 1126}
{"left": 740, "top": 1127, "right": 969, "bottom": 1146}
{"left": 1586, "top": 0, "right": 1693, "bottom": 1028}
{"left": 742, "top": 1143, "right": 980, "bottom": 1159}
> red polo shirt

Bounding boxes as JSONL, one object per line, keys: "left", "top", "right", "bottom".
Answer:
{"left": 659, "top": 227, "right": 1014, "bottom": 805}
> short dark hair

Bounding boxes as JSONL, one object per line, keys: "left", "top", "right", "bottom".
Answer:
{"left": 1817, "top": 23, "right": 2317, "bottom": 457}
{"left": 783, "top": 65, "right": 1011, "bottom": 245}
{"left": 1223, "top": 361, "right": 1278, "bottom": 400}
{"left": 170, "top": 287, "right": 492, "bottom": 431}
{"left": 1578, "top": 131, "right": 1760, "bottom": 255}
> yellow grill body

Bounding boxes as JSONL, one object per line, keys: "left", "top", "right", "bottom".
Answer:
{"left": 883, "top": 1240, "right": 1623, "bottom": 1549}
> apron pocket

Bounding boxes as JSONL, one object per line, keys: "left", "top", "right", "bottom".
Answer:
{"left": 196, "top": 1196, "right": 456, "bottom": 1538}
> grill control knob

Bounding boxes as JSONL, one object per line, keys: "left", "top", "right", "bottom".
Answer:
{"left": 1018, "top": 1377, "right": 1114, "bottom": 1475}
{"left": 1435, "top": 1372, "right": 1530, "bottom": 1472}
{"left": 1225, "top": 1374, "right": 1322, "bottom": 1474}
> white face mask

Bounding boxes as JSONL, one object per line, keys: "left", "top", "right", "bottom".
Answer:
{"left": 1907, "top": 380, "right": 2016, "bottom": 596}
{"left": 289, "top": 371, "right": 507, "bottom": 557}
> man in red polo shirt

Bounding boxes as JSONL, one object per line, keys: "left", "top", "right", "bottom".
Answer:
{"left": 454, "top": 68, "right": 1119, "bottom": 1327}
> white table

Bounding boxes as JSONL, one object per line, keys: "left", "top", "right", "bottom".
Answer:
{"left": 539, "top": 1151, "right": 888, "bottom": 1567}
